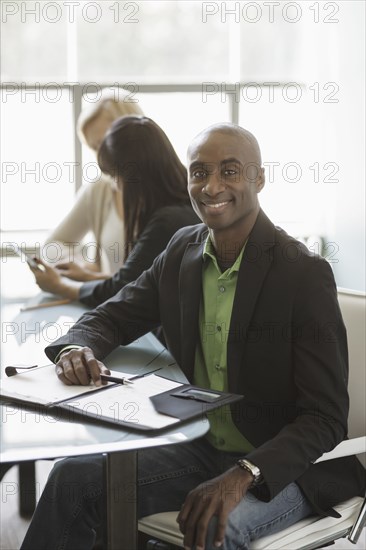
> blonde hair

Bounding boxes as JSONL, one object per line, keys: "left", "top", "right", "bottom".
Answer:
{"left": 77, "top": 87, "right": 144, "bottom": 145}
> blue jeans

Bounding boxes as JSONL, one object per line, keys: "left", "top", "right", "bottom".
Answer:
{"left": 20, "top": 438, "right": 313, "bottom": 550}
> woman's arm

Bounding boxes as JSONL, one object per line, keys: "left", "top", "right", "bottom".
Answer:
{"left": 55, "top": 261, "right": 110, "bottom": 281}
{"left": 29, "top": 258, "right": 82, "bottom": 301}
{"left": 44, "top": 184, "right": 95, "bottom": 264}
{"left": 79, "top": 205, "right": 199, "bottom": 307}
{"left": 32, "top": 205, "right": 198, "bottom": 303}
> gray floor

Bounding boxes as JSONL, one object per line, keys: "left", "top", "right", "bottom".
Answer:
{"left": 1, "top": 462, "right": 365, "bottom": 550}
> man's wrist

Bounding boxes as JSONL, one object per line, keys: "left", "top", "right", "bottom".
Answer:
{"left": 54, "top": 345, "right": 83, "bottom": 363}
{"left": 236, "top": 459, "right": 263, "bottom": 487}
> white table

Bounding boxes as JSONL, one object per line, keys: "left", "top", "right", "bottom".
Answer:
{"left": 0, "top": 292, "right": 208, "bottom": 549}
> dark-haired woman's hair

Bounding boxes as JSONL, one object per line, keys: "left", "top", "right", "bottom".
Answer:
{"left": 98, "top": 116, "right": 189, "bottom": 261}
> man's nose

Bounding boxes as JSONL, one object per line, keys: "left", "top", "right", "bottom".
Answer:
{"left": 203, "top": 173, "right": 225, "bottom": 195}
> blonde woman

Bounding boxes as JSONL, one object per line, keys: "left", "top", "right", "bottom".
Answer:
{"left": 44, "top": 87, "right": 143, "bottom": 282}
{"left": 32, "top": 116, "right": 200, "bottom": 307}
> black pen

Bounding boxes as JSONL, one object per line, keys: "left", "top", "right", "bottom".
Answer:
{"left": 100, "top": 374, "right": 134, "bottom": 386}
{"left": 100, "top": 367, "right": 163, "bottom": 385}
{"left": 128, "top": 367, "right": 163, "bottom": 381}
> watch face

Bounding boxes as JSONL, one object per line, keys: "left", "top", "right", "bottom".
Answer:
{"left": 237, "top": 459, "right": 262, "bottom": 485}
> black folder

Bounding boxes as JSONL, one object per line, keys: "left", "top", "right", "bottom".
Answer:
{"left": 151, "top": 384, "right": 243, "bottom": 421}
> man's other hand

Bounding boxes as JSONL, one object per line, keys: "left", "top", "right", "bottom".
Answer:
{"left": 177, "top": 466, "right": 253, "bottom": 550}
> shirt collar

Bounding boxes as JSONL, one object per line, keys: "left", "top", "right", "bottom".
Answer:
{"left": 202, "top": 235, "right": 246, "bottom": 275}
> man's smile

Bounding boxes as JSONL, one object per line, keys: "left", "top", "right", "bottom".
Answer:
{"left": 201, "top": 200, "right": 232, "bottom": 210}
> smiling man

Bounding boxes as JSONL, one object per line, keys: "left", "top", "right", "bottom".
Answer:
{"left": 21, "top": 124, "right": 364, "bottom": 550}
{"left": 187, "top": 125, "right": 264, "bottom": 265}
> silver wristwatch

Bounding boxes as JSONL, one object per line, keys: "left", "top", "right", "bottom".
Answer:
{"left": 236, "top": 458, "right": 263, "bottom": 486}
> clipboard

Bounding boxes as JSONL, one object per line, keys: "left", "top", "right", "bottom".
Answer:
{"left": 0, "top": 366, "right": 243, "bottom": 434}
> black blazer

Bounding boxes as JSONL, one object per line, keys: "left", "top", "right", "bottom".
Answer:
{"left": 46, "top": 209, "right": 365, "bottom": 517}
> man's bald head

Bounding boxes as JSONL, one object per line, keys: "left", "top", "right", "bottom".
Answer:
{"left": 186, "top": 122, "right": 265, "bottom": 247}
{"left": 187, "top": 123, "right": 262, "bottom": 167}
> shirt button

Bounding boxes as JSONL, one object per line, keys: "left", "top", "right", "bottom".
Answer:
{"left": 217, "top": 325, "right": 221, "bottom": 332}
{"left": 219, "top": 286, "right": 225, "bottom": 293}
{"left": 215, "top": 364, "right": 221, "bottom": 371}
{"left": 218, "top": 438, "right": 225, "bottom": 446}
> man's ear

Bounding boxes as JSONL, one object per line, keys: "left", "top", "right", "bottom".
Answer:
{"left": 256, "top": 167, "right": 265, "bottom": 193}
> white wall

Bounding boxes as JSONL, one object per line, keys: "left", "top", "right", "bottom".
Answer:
{"left": 327, "top": 3, "right": 365, "bottom": 291}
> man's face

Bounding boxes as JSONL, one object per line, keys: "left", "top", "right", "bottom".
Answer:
{"left": 188, "top": 131, "right": 264, "bottom": 239}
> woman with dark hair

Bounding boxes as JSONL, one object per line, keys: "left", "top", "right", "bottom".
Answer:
{"left": 31, "top": 116, "right": 199, "bottom": 307}
{"left": 43, "top": 88, "right": 144, "bottom": 280}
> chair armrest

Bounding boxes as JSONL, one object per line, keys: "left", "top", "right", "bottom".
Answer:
{"left": 315, "top": 436, "right": 366, "bottom": 463}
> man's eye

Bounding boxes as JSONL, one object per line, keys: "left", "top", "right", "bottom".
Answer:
{"left": 223, "top": 169, "right": 238, "bottom": 177}
{"left": 192, "top": 170, "right": 206, "bottom": 179}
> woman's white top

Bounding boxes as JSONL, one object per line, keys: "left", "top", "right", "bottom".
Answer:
{"left": 44, "top": 177, "right": 124, "bottom": 274}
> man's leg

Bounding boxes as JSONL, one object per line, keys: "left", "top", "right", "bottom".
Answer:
{"left": 20, "top": 441, "right": 314, "bottom": 550}
{"left": 204, "top": 481, "right": 313, "bottom": 550}
{"left": 20, "top": 438, "right": 220, "bottom": 550}
{"left": 140, "top": 444, "right": 313, "bottom": 550}
{"left": 137, "top": 437, "right": 221, "bottom": 518}
{"left": 20, "top": 454, "right": 104, "bottom": 550}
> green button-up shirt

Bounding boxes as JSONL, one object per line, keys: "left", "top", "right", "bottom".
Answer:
{"left": 193, "top": 236, "right": 253, "bottom": 453}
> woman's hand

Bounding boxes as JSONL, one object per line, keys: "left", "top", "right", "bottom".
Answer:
{"left": 55, "top": 261, "right": 110, "bottom": 281}
{"left": 28, "top": 258, "right": 80, "bottom": 300}
{"left": 56, "top": 347, "right": 110, "bottom": 386}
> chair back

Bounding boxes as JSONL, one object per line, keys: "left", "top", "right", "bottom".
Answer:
{"left": 337, "top": 288, "right": 366, "bottom": 465}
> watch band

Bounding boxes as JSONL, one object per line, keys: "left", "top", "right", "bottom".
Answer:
{"left": 236, "top": 458, "right": 263, "bottom": 486}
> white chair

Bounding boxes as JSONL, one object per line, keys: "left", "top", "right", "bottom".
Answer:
{"left": 139, "top": 288, "right": 366, "bottom": 549}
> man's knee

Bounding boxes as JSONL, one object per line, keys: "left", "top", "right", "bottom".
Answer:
{"left": 45, "top": 455, "right": 103, "bottom": 504}
{"left": 204, "top": 513, "right": 248, "bottom": 550}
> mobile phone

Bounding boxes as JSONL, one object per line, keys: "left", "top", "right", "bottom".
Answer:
{"left": 13, "top": 244, "right": 41, "bottom": 270}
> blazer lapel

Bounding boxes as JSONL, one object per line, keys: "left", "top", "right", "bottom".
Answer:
{"left": 227, "top": 211, "right": 276, "bottom": 390}
{"left": 178, "top": 240, "right": 205, "bottom": 381}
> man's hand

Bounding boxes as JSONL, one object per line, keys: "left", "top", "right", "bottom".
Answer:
{"left": 55, "top": 347, "right": 110, "bottom": 387}
{"left": 177, "top": 466, "right": 253, "bottom": 550}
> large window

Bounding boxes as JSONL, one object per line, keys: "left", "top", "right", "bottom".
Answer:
{"left": 1, "top": 1, "right": 365, "bottom": 289}
{"left": 1, "top": 1, "right": 231, "bottom": 83}
{"left": 0, "top": 88, "right": 75, "bottom": 231}
{"left": 239, "top": 85, "right": 340, "bottom": 238}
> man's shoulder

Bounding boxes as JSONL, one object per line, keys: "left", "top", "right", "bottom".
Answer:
{"left": 161, "top": 223, "right": 207, "bottom": 258}
{"left": 168, "top": 222, "right": 208, "bottom": 244}
{"left": 149, "top": 222, "right": 207, "bottom": 275}
{"left": 254, "top": 211, "right": 331, "bottom": 275}
{"left": 174, "top": 223, "right": 208, "bottom": 238}
{"left": 270, "top": 225, "right": 335, "bottom": 289}
{"left": 275, "top": 225, "right": 328, "bottom": 264}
